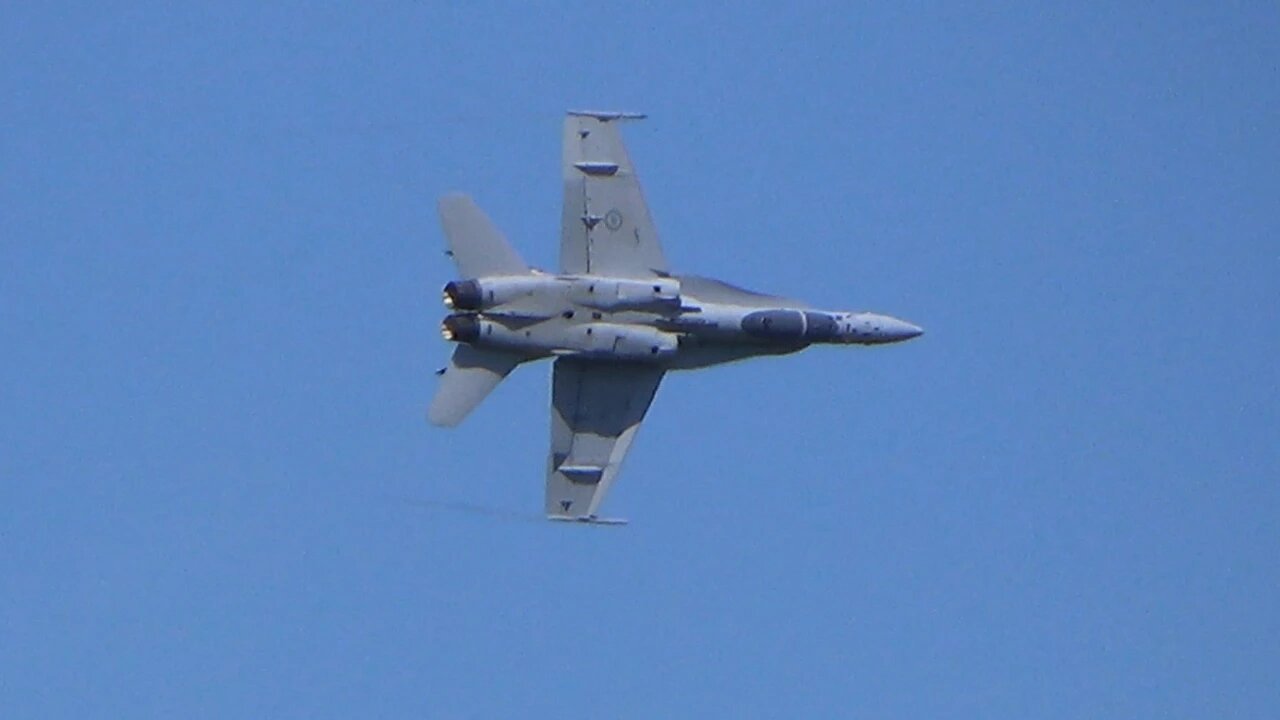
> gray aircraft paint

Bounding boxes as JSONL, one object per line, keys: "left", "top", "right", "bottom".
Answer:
{"left": 430, "top": 111, "right": 922, "bottom": 523}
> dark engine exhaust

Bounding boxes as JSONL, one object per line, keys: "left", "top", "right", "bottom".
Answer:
{"left": 442, "top": 280, "right": 483, "bottom": 311}
{"left": 440, "top": 313, "right": 481, "bottom": 343}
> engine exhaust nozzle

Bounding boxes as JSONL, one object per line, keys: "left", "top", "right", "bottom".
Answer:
{"left": 440, "top": 313, "right": 481, "bottom": 343}
{"left": 442, "top": 280, "right": 483, "bottom": 311}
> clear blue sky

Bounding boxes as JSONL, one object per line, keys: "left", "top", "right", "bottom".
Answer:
{"left": 2, "top": 3, "right": 1277, "bottom": 717}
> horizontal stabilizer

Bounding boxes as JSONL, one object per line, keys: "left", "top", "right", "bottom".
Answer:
{"left": 437, "top": 193, "right": 529, "bottom": 279}
{"left": 428, "top": 344, "right": 524, "bottom": 427}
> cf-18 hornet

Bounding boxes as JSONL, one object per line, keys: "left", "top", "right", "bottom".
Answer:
{"left": 429, "top": 111, "right": 922, "bottom": 524}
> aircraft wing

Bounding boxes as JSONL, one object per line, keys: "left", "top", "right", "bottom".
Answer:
{"left": 546, "top": 358, "right": 665, "bottom": 520}
{"left": 560, "top": 111, "right": 667, "bottom": 278}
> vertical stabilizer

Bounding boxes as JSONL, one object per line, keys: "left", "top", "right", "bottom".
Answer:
{"left": 428, "top": 344, "right": 525, "bottom": 427}
{"left": 437, "top": 194, "right": 529, "bottom": 278}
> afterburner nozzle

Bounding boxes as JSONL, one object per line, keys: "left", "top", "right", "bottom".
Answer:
{"left": 442, "top": 280, "right": 483, "bottom": 311}
{"left": 440, "top": 313, "right": 481, "bottom": 343}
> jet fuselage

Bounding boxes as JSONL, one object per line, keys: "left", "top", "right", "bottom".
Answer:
{"left": 439, "top": 272, "right": 921, "bottom": 369}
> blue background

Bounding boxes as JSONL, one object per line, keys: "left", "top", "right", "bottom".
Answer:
{"left": 3, "top": 3, "right": 1277, "bottom": 717}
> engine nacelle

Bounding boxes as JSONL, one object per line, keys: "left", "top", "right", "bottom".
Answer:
{"left": 566, "top": 277, "right": 680, "bottom": 311}
{"left": 561, "top": 323, "right": 679, "bottom": 361}
{"left": 440, "top": 314, "right": 678, "bottom": 363}
{"left": 442, "top": 276, "right": 543, "bottom": 311}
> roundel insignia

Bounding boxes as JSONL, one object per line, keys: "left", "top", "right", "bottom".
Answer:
{"left": 604, "top": 209, "right": 624, "bottom": 231}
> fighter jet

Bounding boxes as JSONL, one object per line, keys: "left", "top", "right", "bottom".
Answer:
{"left": 429, "top": 110, "right": 922, "bottom": 524}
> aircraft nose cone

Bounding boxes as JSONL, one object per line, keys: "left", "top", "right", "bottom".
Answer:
{"left": 884, "top": 317, "right": 923, "bottom": 342}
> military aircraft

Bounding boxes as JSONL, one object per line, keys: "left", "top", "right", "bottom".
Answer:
{"left": 429, "top": 110, "right": 922, "bottom": 524}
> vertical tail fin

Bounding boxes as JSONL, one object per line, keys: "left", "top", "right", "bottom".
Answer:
{"left": 437, "top": 194, "right": 529, "bottom": 278}
{"left": 428, "top": 344, "right": 525, "bottom": 427}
